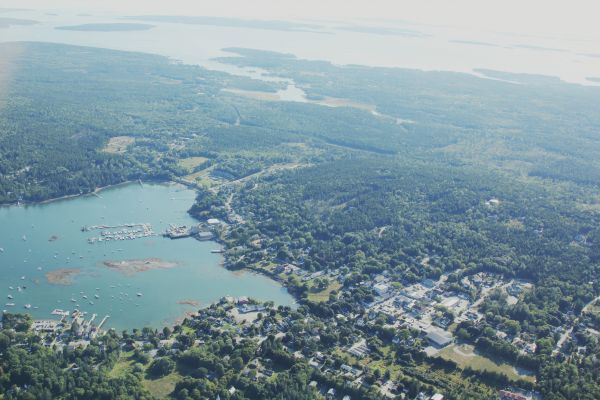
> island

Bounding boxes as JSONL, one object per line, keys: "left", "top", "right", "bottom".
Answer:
{"left": 55, "top": 23, "right": 155, "bottom": 32}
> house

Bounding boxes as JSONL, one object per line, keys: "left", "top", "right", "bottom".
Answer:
{"left": 374, "top": 283, "right": 390, "bottom": 296}
{"left": 422, "top": 279, "right": 435, "bottom": 288}
{"left": 498, "top": 390, "right": 527, "bottom": 400}
{"left": 425, "top": 328, "right": 453, "bottom": 348}
{"left": 67, "top": 340, "right": 90, "bottom": 351}
{"left": 326, "top": 388, "right": 336, "bottom": 399}
{"left": 341, "top": 364, "right": 362, "bottom": 378}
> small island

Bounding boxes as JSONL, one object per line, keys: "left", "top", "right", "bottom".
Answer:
{"left": 46, "top": 268, "right": 81, "bottom": 285}
{"left": 101, "top": 258, "right": 177, "bottom": 275}
{"left": 55, "top": 23, "right": 155, "bottom": 32}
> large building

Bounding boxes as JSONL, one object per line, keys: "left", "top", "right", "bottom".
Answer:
{"left": 425, "top": 328, "right": 453, "bottom": 348}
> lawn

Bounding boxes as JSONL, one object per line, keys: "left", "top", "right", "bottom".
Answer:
{"left": 437, "top": 343, "right": 535, "bottom": 383}
{"left": 178, "top": 156, "right": 209, "bottom": 172}
{"left": 143, "top": 373, "right": 182, "bottom": 398}
{"left": 102, "top": 136, "right": 135, "bottom": 154}
{"left": 108, "top": 351, "right": 136, "bottom": 378}
{"left": 307, "top": 281, "right": 342, "bottom": 302}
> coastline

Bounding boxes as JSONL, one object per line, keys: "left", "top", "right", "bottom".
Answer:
{"left": 0, "top": 179, "right": 139, "bottom": 208}
{"left": 2, "top": 177, "right": 299, "bottom": 331}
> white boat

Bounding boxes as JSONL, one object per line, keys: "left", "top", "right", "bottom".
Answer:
{"left": 70, "top": 298, "right": 77, "bottom": 303}
{"left": 24, "top": 304, "right": 31, "bottom": 309}
{"left": 8, "top": 286, "right": 13, "bottom": 290}
{"left": 20, "top": 276, "right": 25, "bottom": 280}
{"left": 89, "top": 301, "right": 94, "bottom": 305}
{"left": 5, "top": 303, "right": 15, "bottom": 307}
{"left": 82, "top": 295, "right": 88, "bottom": 299}
{"left": 94, "top": 294, "right": 100, "bottom": 299}
{"left": 7, "top": 295, "right": 13, "bottom": 299}
{"left": 0, "top": 247, "right": 4, "bottom": 252}
{"left": 136, "top": 292, "right": 143, "bottom": 297}
{"left": 22, "top": 235, "right": 27, "bottom": 241}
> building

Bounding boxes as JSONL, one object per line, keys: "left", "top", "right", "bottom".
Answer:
{"left": 422, "top": 279, "right": 435, "bottom": 288}
{"left": 326, "top": 388, "right": 336, "bottom": 399}
{"left": 498, "top": 390, "right": 527, "bottom": 400}
{"left": 425, "top": 328, "right": 453, "bottom": 348}
{"left": 67, "top": 340, "right": 90, "bottom": 351}
{"left": 430, "top": 394, "right": 444, "bottom": 400}
{"left": 197, "top": 231, "right": 214, "bottom": 240}
{"left": 373, "top": 283, "right": 390, "bottom": 296}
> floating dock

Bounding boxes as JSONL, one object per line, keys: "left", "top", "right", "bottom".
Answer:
{"left": 86, "top": 223, "right": 155, "bottom": 244}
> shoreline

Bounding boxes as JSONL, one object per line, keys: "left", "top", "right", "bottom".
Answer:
{"left": 2, "top": 177, "right": 300, "bottom": 331}
{"left": 0, "top": 177, "right": 201, "bottom": 208}
{"left": 0, "top": 179, "right": 142, "bottom": 208}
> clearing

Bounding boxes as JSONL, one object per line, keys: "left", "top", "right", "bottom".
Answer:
{"left": 102, "top": 136, "right": 135, "bottom": 154}
{"left": 307, "top": 281, "right": 342, "bottom": 303}
{"left": 178, "top": 156, "right": 209, "bottom": 172}
{"left": 437, "top": 343, "right": 535, "bottom": 383}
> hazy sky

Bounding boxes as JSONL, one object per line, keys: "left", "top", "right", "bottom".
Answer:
{"left": 4, "top": 0, "right": 600, "bottom": 41}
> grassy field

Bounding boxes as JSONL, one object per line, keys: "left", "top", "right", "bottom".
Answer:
{"left": 437, "top": 343, "right": 535, "bottom": 383}
{"left": 307, "top": 281, "right": 342, "bottom": 302}
{"left": 109, "top": 350, "right": 181, "bottom": 398}
{"left": 143, "top": 373, "right": 181, "bottom": 398}
{"left": 178, "top": 156, "right": 209, "bottom": 172}
{"left": 108, "top": 351, "right": 136, "bottom": 378}
{"left": 102, "top": 136, "right": 135, "bottom": 154}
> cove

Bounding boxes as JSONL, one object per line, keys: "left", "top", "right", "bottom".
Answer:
{"left": 0, "top": 182, "right": 294, "bottom": 330}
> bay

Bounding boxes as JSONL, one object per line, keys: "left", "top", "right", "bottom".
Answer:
{"left": 0, "top": 182, "right": 294, "bottom": 330}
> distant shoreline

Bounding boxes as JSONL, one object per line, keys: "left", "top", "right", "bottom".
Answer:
{"left": 0, "top": 179, "right": 171, "bottom": 208}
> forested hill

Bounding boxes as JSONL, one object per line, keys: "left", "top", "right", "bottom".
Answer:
{"left": 0, "top": 42, "right": 280, "bottom": 203}
{"left": 217, "top": 47, "right": 600, "bottom": 187}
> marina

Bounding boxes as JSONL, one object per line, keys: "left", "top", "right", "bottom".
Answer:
{"left": 86, "top": 223, "right": 155, "bottom": 244}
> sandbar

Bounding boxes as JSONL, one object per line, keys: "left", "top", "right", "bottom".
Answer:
{"left": 46, "top": 268, "right": 81, "bottom": 285}
{"left": 101, "top": 258, "right": 177, "bottom": 276}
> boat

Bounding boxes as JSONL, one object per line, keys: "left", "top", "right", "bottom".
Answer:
{"left": 5, "top": 303, "right": 15, "bottom": 307}
{"left": 94, "top": 294, "right": 100, "bottom": 299}
{"left": 89, "top": 301, "right": 94, "bottom": 305}
{"left": 82, "top": 295, "right": 88, "bottom": 299}
{"left": 70, "top": 298, "right": 77, "bottom": 303}
{"left": 24, "top": 304, "right": 31, "bottom": 309}
{"left": 0, "top": 247, "right": 4, "bottom": 252}
{"left": 20, "top": 276, "right": 25, "bottom": 280}
{"left": 7, "top": 295, "right": 13, "bottom": 299}
{"left": 8, "top": 286, "right": 13, "bottom": 290}
{"left": 22, "top": 235, "right": 27, "bottom": 241}
{"left": 136, "top": 292, "right": 143, "bottom": 297}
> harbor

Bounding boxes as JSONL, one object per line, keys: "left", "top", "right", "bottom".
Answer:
{"left": 0, "top": 182, "right": 294, "bottom": 330}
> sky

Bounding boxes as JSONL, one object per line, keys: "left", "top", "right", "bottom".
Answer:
{"left": 3, "top": 0, "right": 600, "bottom": 42}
